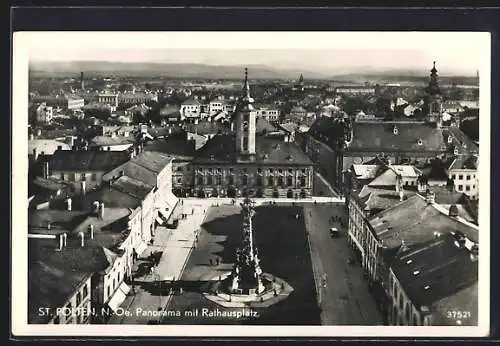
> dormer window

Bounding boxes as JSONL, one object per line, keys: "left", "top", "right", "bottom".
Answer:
{"left": 417, "top": 139, "right": 423, "bottom": 146}
{"left": 454, "top": 147, "right": 459, "bottom": 155}
{"left": 393, "top": 125, "right": 399, "bottom": 135}
{"left": 448, "top": 135, "right": 453, "bottom": 144}
{"left": 413, "top": 270, "right": 420, "bottom": 276}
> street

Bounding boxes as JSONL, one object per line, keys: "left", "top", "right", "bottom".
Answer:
{"left": 304, "top": 203, "right": 383, "bottom": 325}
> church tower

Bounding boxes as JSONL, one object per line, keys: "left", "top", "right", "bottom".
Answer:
{"left": 424, "top": 61, "right": 443, "bottom": 127}
{"left": 235, "top": 68, "right": 257, "bottom": 160}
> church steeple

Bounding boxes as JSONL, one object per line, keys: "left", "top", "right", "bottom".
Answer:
{"left": 425, "top": 61, "right": 441, "bottom": 96}
{"left": 424, "top": 61, "right": 443, "bottom": 127}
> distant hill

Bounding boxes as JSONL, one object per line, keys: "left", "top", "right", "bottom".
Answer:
{"left": 29, "top": 61, "right": 327, "bottom": 80}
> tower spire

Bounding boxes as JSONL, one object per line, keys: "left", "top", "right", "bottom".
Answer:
{"left": 243, "top": 67, "right": 251, "bottom": 99}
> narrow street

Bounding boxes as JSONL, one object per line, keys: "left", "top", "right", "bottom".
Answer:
{"left": 303, "top": 203, "right": 383, "bottom": 325}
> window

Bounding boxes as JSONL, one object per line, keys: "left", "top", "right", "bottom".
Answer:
{"left": 300, "top": 177, "right": 306, "bottom": 187}
{"left": 207, "top": 176, "right": 213, "bottom": 185}
{"left": 177, "top": 177, "right": 182, "bottom": 183}
{"left": 257, "top": 168, "right": 262, "bottom": 174}
{"left": 243, "top": 137, "right": 249, "bottom": 151}
{"left": 228, "top": 176, "right": 234, "bottom": 185}
{"left": 60, "top": 173, "right": 64, "bottom": 181}
{"left": 278, "top": 177, "right": 284, "bottom": 186}
{"left": 81, "top": 173, "right": 86, "bottom": 181}
{"left": 243, "top": 168, "right": 248, "bottom": 174}
{"left": 197, "top": 177, "right": 204, "bottom": 185}
{"left": 473, "top": 185, "right": 476, "bottom": 189}
{"left": 289, "top": 169, "right": 293, "bottom": 174}
{"left": 458, "top": 185, "right": 463, "bottom": 191}
{"left": 53, "top": 316, "right": 60, "bottom": 324}
{"left": 217, "top": 168, "right": 222, "bottom": 173}
{"left": 70, "top": 173, "right": 76, "bottom": 182}
{"left": 269, "top": 168, "right": 274, "bottom": 173}
{"left": 209, "top": 168, "right": 213, "bottom": 173}
{"left": 466, "top": 175, "right": 471, "bottom": 180}
{"left": 399, "top": 295, "right": 404, "bottom": 310}
{"left": 216, "top": 176, "right": 222, "bottom": 185}
{"left": 268, "top": 176, "right": 274, "bottom": 186}
{"left": 287, "top": 177, "right": 293, "bottom": 186}
{"left": 76, "top": 292, "right": 81, "bottom": 306}
{"left": 466, "top": 185, "right": 471, "bottom": 191}
{"left": 278, "top": 169, "right": 283, "bottom": 174}
{"left": 458, "top": 174, "right": 463, "bottom": 180}
{"left": 113, "top": 279, "right": 116, "bottom": 291}
{"left": 117, "top": 272, "right": 121, "bottom": 284}
{"left": 451, "top": 174, "right": 456, "bottom": 180}
{"left": 302, "top": 169, "right": 306, "bottom": 174}
{"left": 229, "top": 167, "right": 234, "bottom": 173}
{"left": 177, "top": 166, "right": 183, "bottom": 172}
{"left": 256, "top": 176, "right": 263, "bottom": 186}
{"left": 242, "top": 175, "right": 248, "bottom": 185}
{"left": 82, "top": 285, "right": 88, "bottom": 298}
{"left": 91, "top": 173, "right": 97, "bottom": 181}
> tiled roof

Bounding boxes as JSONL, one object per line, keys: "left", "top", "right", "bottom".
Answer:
{"left": 446, "top": 127, "right": 479, "bottom": 154}
{"left": 279, "top": 122, "right": 299, "bottom": 134}
{"left": 355, "top": 185, "right": 417, "bottom": 215}
{"left": 90, "top": 136, "right": 135, "bottom": 147}
{"left": 29, "top": 210, "right": 91, "bottom": 233}
{"left": 29, "top": 140, "right": 71, "bottom": 156}
{"left": 83, "top": 186, "right": 142, "bottom": 209}
{"left": 420, "top": 158, "right": 449, "bottom": 181}
{"left": 49, "top": 150, "right": 130, "bottom": 172}
{"left": 36, "top": 128, "right": 79, "bottom": 140}
{"left": 186, "top": 121, "right": 225, "bottom": 136}
{"left": 447, "top": 155, "right": 478, "bottom": 170}
{"left": 348, "top": 122, "right": 448, "bottom": 152}
{"left": 129, "top": 151, "right": 172, "bottom": 173}
{"left": 109, "top": 176, "right": 154, "bottom": 200}
{"left": 28, "top": 238, "right": 115, "bottom": 323}
{"left": 370, "top": 194, "right": 478, "bottom": 248}
{"left": 144, "top": 137, "right": 195, "bottom": 159}
{"left": 181, "top": 98, "right": 201, "bottom": 106}
{"left": 351, "top": 164, "right": 382, "bottom": 180}
{"left": 193, "top": 134, "right": 314, "bottom": 166}
{"left": 387, "top": 232, "right": 478, "bottom": 315}
{"left": 256, "top": 118, "right": 278, "bottom": 134}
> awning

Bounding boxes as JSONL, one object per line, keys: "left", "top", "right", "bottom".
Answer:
{"left": 134, "top": 241, "right": 148, "bottom": 256}
{"left": 118, "top": 281, "right": 131, "bottom": 295}
{"left": 155, "top": 216, "right": 164, "bottom": 225}
{"left": 107, "top": 288, "right": 127, "bottom": 313}
{"left": 158, "top": 208, "right": 170, "bottom": 219}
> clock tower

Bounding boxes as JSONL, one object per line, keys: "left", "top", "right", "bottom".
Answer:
{"left": 235, "top": 68, "right": 257, "bottom": 160}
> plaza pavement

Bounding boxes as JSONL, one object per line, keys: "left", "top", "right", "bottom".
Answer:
{"left": 109, "top": 196, "right": 347, "bottom": 324}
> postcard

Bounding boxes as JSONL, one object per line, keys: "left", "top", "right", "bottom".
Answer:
{"left": 12, "top": 31, "right": 490, "bottom": 337}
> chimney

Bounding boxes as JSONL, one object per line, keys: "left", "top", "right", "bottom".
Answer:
{"left": 43, "top": 161, "right": 49, "bottom": 179}
{"left": 88, "top": 224, "right": 94, "bottom": 239}
{"left": 99, "top": 202, "right": 105, "bottom": 219}
{"left": 92, "top": 201, "right": 100, "bottom": 214}
{"left": 58, "top": 233, "right": 64, "bottom": 251}
{"left": 81, "top": 181, "right": 86, "bottom": 195}
{"left": 78, "top": 232, "right": 85, "bottom": 247}
{"left": 426, "top": 190, "right": 435, "bottom": 204}
{"left": 66, "top": 198, "right": 72, "bottom": 211}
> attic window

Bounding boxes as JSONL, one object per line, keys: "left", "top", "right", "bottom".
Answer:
{"left": 286, "top": 155, "right": 293, "bottom": 161}
{"left": 424, "top": 285, "right": 430, "bottom": 290}
{"left": 417, "top": 139, "right": 423, "bottom": 146}
{"left": 406, "top": 259, "right": 413, "bottom": 264}
{"left": 413, "top": 270, "right": 420, "bottom": 276}
{"left": 448, "top": 135, "right": 453, "bottom": 144}
{"left": 210, "top": 155, "right": 214, "bottom": 161}
{"left": 393, "top": 125, "right": 399, "bottom": 135}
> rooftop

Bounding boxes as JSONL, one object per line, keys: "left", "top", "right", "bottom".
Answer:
{"left": 387, "top": 232, "right": 478, "bottom": 319}
{"left": 447, "top": 155, "right": 479, "bottom": 171}
{"left": 144, "top": 137, "right": 195, "bottom": 160}
{"left": 354, "top": 185, "right": 417, "bottom": 215}
{"left": 49, "top": 150, "right": 130, "bottom": 172}
{"left": 193, "top": 134, "right": 314, "bottom": 166}
{"left": 28, "top": 238, "right": 116, "bottom": 323}
{"left": 29, "top": 139, "right": 71, "bottom": 156}
{"left": 369, "top": 194, "right": 478, "bottom": 248}
{"left": 89, "top": 136, "right": 135, "bottom": 147}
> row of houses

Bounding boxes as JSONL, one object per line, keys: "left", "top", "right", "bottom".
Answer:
{"left": 28, "top": 149, "right": 178, "bottom": 324}
{"left": 344, "top": 158, "right": 479, "bottom": 326}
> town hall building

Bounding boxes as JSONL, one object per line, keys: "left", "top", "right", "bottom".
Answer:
{"left": 191, "top": 68, "right": 314, "bottom": 199}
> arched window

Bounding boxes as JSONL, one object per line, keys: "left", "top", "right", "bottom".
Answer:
{"left": 76, "top": 292, "right": 81, "bottom": 306}
{"left": 405, "top": 304, "right": 411, "bottom": 325}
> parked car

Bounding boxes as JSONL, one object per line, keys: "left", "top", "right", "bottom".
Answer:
{"left": 329, "top": 227, "right": 340, "bottom": 237}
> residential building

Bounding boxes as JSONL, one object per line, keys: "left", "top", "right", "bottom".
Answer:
{"left": 46, "top": 150, "right": 130, "bottom": 192}
{"left": 118, "top": 92, "right": 158, "bottom": 107}
{"left": 180, "top": 98, "right": 201, "bottom": 119}
{"left": 36, "top": 103, "right": 54, "bottom": 123}
{"left": 88, "top": 136, "right": 135, "bottom": 152}
{"left": 446, "top": 155, "right": 479, "bottom": 199}
{"left": 386, "top": 232, "right": 478, "bottom": 325}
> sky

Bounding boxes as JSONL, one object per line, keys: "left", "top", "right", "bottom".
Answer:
{"left": 20, "top": 32, "right": 490, "bottom": 76}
